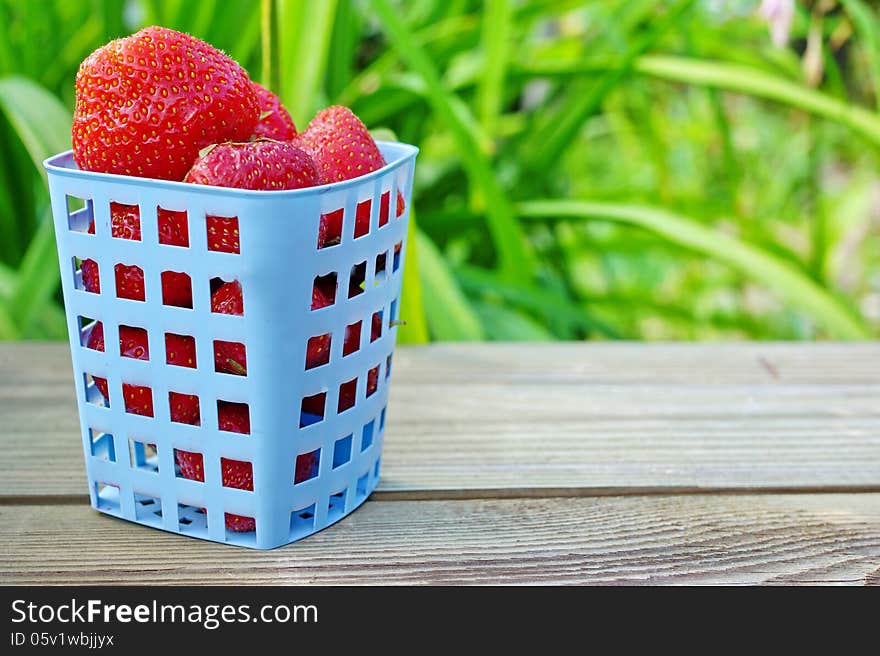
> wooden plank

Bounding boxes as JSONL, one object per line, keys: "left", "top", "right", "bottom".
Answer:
{"left": 1, "top": 343, "right": 879, "bottom": 497}
{"left": 1, "top": 494, "right": 878, "bottom": 585}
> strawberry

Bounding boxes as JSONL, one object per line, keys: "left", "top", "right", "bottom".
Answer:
{"left": 210, "top": 280, "right": 243, "bottom": 315}
{"left": 81, "top": 203, "right": 192, "bottom": 307}
{"left": 211, "top": 281, "right": 247, "bottom": 375}
{"left": 218, "top": 401, "right": 250, "bottom": 434}
{"left": 184, "top": 140, "right": 320, "bottom": 191}
{"left": 174, "top": 450, "right": 255, "bottom": 531}
{"left": 311, "top": 277, "right": 335, "bottom": 309}
{"left": 300, "top": 106, "right": 406, "bottom": 246}
{"left": 335, "top": 366, "right": 379, "bottom": 412}
{"left": 294, "top": 451, "right": 318, "bottom": 484}
{"left": 169, "top": 391, "right": 200, "bottom": 425}
{"left": 206, "top": 217, "right": 241, "bottom": 254}
{"left": 251, "top": 82, "right": 297, "bottom": 141}
{"left": 72, "top": 26, "right": 259, "bottom": 181}
{"left": 86, "top": 322, "right": 153, "bottom": 415}
{"left": 165, "top": 333, "right": 196, "bottom": 368}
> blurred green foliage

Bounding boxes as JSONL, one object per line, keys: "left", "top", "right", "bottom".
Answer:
{"left": 0, "top": 0, "right": 878, "bottom": 341}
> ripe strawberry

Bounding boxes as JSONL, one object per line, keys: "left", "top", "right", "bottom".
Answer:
{"left": 210, "top": 281, "right": 247, "bottom": 375}
{"left": 72, "top": 26, "right": 259, "bottom": 181}
{"left": 81, "top": 203, "right": 192, "bottom": 307}
{"left": 218, "top": 401, "right": 250, "bottom": 434}
{"left": 184, "top": 140, "right": 320, "bottom": 191}
{"left": 169, "top": 391, "right": 200, "bottom": 425}
{"left": 300, "top": 106, "right": 406, "bottom": 246}
{"left": 251, "top": 82, "right": 297, "bottom": 141}
{"left": 174, "top": 450, "right": 255, "bottom": 531}
{"left": 86, "top": 322, "right": 154, "bottom": 415}
{"left": 294, "top": 451, "right": 318, "bottom": 483}
{"left": 165, "top": 333, "right": 196, "bottom": 368}
{"left": 206, "top": 217, "right": 241, "bottom": 254}
{"left": 210, "top": 280, "right": 243, "bottom": 315}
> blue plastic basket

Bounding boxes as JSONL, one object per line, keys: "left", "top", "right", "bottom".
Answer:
{"left": 44, "top": 141, "right": 418, "bottom": 549}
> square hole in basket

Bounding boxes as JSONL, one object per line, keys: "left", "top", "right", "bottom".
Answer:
{"left": 89, "top": 429, "right": 115, "bottom": 462}
{"left": 300, "top": 392, "right": 326, "bottom": 427}
{"left": 343, "top": 321, "right": 361, "bottom": 357}
{"left": 207, "top": 216, "right": 240, "bottom": 254}
{"left": 129, "top": 439, "right": 158, "bottom": 473}
{"left": 213, "top": 340, "right": 247, "bottom": 375}
{"left": 174, "top": 449, "right": 204, "bottom": 481}
{"left": 371, "top": 311, "right": 383, "bottom": 342}
{"left": 161, "top": 271, "right": 193, "bottom": 308}
{"left": 380, "top": 406, "right": 387, "bottom": 432}
{"left": 375, "top": 251, "right": 388, "bottom": 282}
{"left": 294, "top": 448, "right": 320, "bottom": 484}
{"left": 169, "top": 391, "right": 200, "bottom": 425}
{"left": 312, "top": 273, "right": 337, "bottom": 309}
{"left": 218, "top": 400, "right": 250, "bottom": 435}
{"left": 177, "top": 504, "right": 208, "bottom": 533}
{"left": 221, "top": 458, "right": 253, "bottom": 491}
{"left": 366, "top": 365, "right": 379, "bottom": 398}
{"left": 210, "top": 278, "right": 244, "bottom": 315}
{"left": 83, "top": 373, "right": 109, "bottom": 407}
{"left": 318, "top": 208, "right": 343, "bottom": 249}
{"left": 166, "top": 333, "right": 196, "bottom": 368}
{"left": 348, "top": 261, "right": 366, "bottom": 298}
{"left": 338, "top": 377, "right": 357, "bottom": 413}
{"left": 225, "top": 513, "right": 256, "bottom": 535}
{"left": 290, "top": 503, "right": 316, "bottom": 537}
{"left": 134, "top": 493, "right": 163, "bottom": 523}
{"left": 114, "top": 263, "right": 145, "bottom": 301}
{"left": 379, "top": 191, "right": 391, "bottom": 227}
{"left": 73, "top": 257, "right": 99, "bottom": 293}
{"left": 392, "top": 242, "right": 402, "bottom": 273}
{"left": 328, "top": 488, "right": 347, "bottom": 522}
{"left": 109, "top": 202, "right": 141, "bottom": 241}
{"left": 333, "top": 434, "right": 353, "bottom": 469}
{"left": 390, "top": 298, "right": 399, "bottom": 327}
{"left": 396, "top": 189, "right": 406, "bottom": 218}
{"left": 95, "top": 482, "right": 120, "bottom": 512}
{"left": 355, "top": 472, "right": 369, "bottom": 501}
{"left": 67, "top": 195, "right": 93, "bottom": 233}
{"left": 158, "top": 208, "right": 189, "bottom": 247}
{"left": 361, "top": 419, "right": 375, "bottom": 452}
{"left": 78, "top": 316, "right": 97, "bottom": 348}
{"left": 386, "top": 354, "right": 392, "bottom": 380}
{"left": 355, "top": 199, "right": 371, "bottom": 239}
{"left": 374, "top": 457, "right": 381, "bottom": 479}
{"left": 305, "top": 333, "right": 331, "bottom": 370}
{"left": 119, "top": 325, "right": 149, "bottom": 360}
{"left": 123, "top": 383, "right": 154, "bottom": 417}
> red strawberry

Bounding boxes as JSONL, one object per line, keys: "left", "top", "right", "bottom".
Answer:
{"left": 300, "top": 106, "right": 406, "bottom": 247}
{"left": 165, "top": 333, "right": 196, "bottom": 368}
{"left": 86, "top": 322, "right": 153, "bottom": 415}
{"left": 297, "top": 106, "right": 385, "bottom": 182}
{"left": 184, "top": 140, "right": 320, "bottom": 191}
{"left": 251, "top": 82, "right": 297, "bottom": 141}
{"left": 206, "top": 217, "right": 241, "bottom": 254}
{"left": 72, "top": 26, "right": 259, "bottom": 181}
{"left": 211, "top": 281, "right": 246, "bottom": 375}
{"left": 335, "top": 366, "right": 379, "bottom": 411}
{"left": 311, "top": 281, "right": 333, "bottom": 310}
{"left": 294, "top": 451, "right": 318, "bottom": 483}
{"left": 174, "top": 450, "right": 255, "bottom": 531}
{"left": 82, "top": 204, "right": 191, "bottom": 307}
{"left": 218, "top": 401, "right": 250, "bottom": 434}
{"left": 169, "top": 391, "right": 200, "bottom": 425}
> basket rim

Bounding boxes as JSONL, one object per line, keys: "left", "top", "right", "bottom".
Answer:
{"left": 43, "top": 140, "right": 419, "bottom": 200}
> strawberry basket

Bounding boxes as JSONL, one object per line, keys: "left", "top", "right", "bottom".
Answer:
{"left": 44, "top": 141, "right": 418, "bottom": 549}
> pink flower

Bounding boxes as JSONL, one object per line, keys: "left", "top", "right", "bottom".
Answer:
{"left": 759, "top": 0, "right": 795, "bottom": 47}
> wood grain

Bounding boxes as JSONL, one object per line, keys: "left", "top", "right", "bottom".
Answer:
{"left": 2, "top": 343, "right": 879, "bottom": 497}
{"left": 2, "top": 494, "right": 879, "bottom": 585}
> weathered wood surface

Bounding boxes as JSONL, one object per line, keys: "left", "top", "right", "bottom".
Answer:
{"left": 2, "top": 343, "right": 879, "bottom": 497}
{"left": 1, "top": 342, "right": 878, "bottom": 585}
{"left": 2, "top": 495, "right": 879, "bottom": 585}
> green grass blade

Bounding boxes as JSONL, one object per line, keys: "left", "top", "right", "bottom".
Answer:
{"left": 518, "top": 200, "right": 870, "bottom": 339}
{"left": 0, "top": 76, "right": 71, "bottom": 180}
{"left": 261, "top": 0, "right": 279, "bottom": 92}
{"left": 415, "top": 229, "right": 484, "bottom": 341}
{"left": 477, "top": 0, "right": 511, "bottom": 138}
{"left": 277, "top": 0, "right": 337, "bottom": 125}
{"left": 366, "top": 0, "right": 534, "bottom": 284}
{"left": 8, "top": 207, "right": 60, "bottom": 334}
{"left": 397, "top": 210, "right": 429, "bottom": 344}
{"left": 840, "top": 0, "right": 880, "bottom": 111}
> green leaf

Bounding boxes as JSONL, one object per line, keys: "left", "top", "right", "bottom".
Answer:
{"left": 518, "top": 200, "right": 870, "bottom": 340}
{"left": 477, "top": 0, "right": 512, "bottom": 138}
{"left": 365, "top": 0, "right": 535, "bottom": 285}
{"left": 415, "top": 229, "right": 484, "bottom": 341}
{"left": 397, "top": 210, "right": 430, "bottom": 344}
{"left": 473, "top": 302, "right": 554, "bottom": 341}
